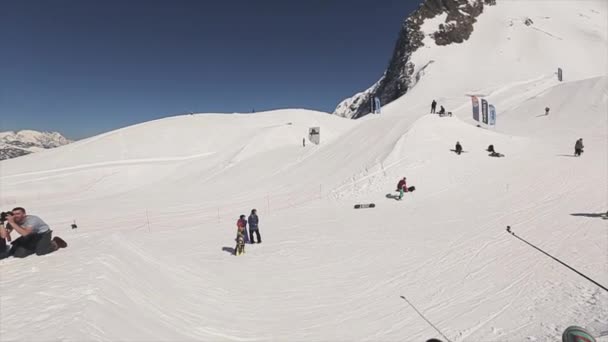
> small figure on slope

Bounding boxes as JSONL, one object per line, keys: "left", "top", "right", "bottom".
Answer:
{"left": 248, "top": 209, "right": 261, "bottom": 244}
{"left": 396, "top": 177, "right": 408, "bottom": 200}
{"left": 455, "top": 141, "right": 463, "bottom": 155}
{"left": 431, "top": 100, "right": 437, "bottom": 114}
{"left": 574, "top": 138, "right": 584, "bottom": 157}
{"left": 438, "top": 106, "right": 446, "bottom": 116}
{"left": 237, "top": 214, "right": 249, "bottom": 244}
{"left": 487, "top": 144, "right": 504, "bottom": 157}
{"left": 545, "top": 107, "right": 550, "bottom": 116}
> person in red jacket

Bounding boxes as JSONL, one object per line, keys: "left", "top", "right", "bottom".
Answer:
{"left": 396, "top": 177, "right": 407, "bottom": 200}
{"left": 236, "top": 215, "right": 249, "bottom": 244}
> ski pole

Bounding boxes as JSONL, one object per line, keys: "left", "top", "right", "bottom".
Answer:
{"left": 506, "top": 226, "right": 608, "bottom": 293}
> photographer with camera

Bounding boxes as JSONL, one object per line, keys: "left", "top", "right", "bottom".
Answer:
{"left": 0, "top": 208, "right": 67, "bottom": 259}
{"left": 0, "top": 214, "right": 12, "bottom": 260}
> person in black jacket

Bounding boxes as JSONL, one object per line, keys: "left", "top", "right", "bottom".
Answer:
{"left": 455, "top": 141, "right": 463, "bottom": 155}
{"left": 248, "top": 209, "right": 261, "bottom": 244}
{"left": 431, "top": 100, "right": 437, "bottom": 114}
{"left": 574, "top": 138, "right": 584, "bottom": 156}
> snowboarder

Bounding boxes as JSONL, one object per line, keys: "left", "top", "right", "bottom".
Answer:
{"left": 438, "top": 106, "right": 446, "bottom": 116}
{"left": 487, "top": 144, "right": 503, "bottom": 157}
{"left": 248, "top": 209, "right": 261, "bottom": 244}
{"left": 237, "top": 215, "right": 249, "bottom": 244}
{"left": 431, "top": 100, "right": 437, "bottom": 114}
{"left": 396, "top": 177, "right": 407, "bottom": 200}
{"left": 574, "top": 138, "right": 584, "bottom": 156}
{"left": 545, "top": 107, "right": 550, "bottom": 115}
{"left": 455, "top": 141, "right": 463, "bottom": 155}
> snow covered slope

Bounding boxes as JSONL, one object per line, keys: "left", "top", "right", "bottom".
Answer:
{"left": 0, "top": 130, "right": 71, "bottom": 160}
{"left": 1, "top": 1, "right": 607, "bottom": 341}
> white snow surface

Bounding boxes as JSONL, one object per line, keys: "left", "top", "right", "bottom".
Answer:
{"left": 1, "top": 1, "right": 608, "bottom": 341}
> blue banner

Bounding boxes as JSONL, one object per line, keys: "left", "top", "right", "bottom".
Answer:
{"left": 472, "top": 96, "right": 480, "bottom": 122}
{"left": 489, "top": 104, "right": 496, "bottom": 125}
{"left": 373, "top": 97, "right": 381, "bottom": 114}
{"left": 481, "top": 99, "right": 489, "bottom": 124}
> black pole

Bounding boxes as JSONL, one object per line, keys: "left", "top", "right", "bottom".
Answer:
{"left": 506, "top": 226, "right": 608, "bottom": 293}
{"left": 400, "top": 295, "right": 452, "bottom": 342}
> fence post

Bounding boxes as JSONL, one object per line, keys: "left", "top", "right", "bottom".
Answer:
{"left": 146, "top": 209, "right": 151, "bottom": 232}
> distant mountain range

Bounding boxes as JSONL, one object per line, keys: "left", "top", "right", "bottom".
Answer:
{"left": 0, "top": 130, "right": 72, "bottom": 161}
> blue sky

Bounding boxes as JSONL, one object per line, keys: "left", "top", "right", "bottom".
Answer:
{"left": 1, "top": 0, "right": 419, "bottom": 139}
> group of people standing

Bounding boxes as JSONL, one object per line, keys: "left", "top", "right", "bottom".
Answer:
{"left": 234, "top": 209, "right": 262, "bottom": 255}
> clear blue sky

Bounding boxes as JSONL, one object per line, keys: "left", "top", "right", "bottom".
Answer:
{"left": 1, "top": 0, "right": 419, "bottom": 140}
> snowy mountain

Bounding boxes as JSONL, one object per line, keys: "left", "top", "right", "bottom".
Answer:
{"left": 0, "top": 130, "right": 71, "bottom": 160}
{"left": 335, "top": 0, "right": 497, "bottom": 119}
{"left": 0, "top": 1, "right": 607, "bottom": 341}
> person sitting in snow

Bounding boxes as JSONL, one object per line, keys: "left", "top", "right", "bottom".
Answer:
{"left": 455, "top": 141, "right": 463, "bottom": 155}
{"left": 574, "top": 138, "right": 584, "bottom": 156}
{"left": 438, "top": 106, "right": 446, "bottom": 116}
{"left": 545, "top": 107, "right": 550, "bottom": 115}
{"left": 396, "top": 177, "right": 408, "bottom": 200}
{"left": 486, "top": 144, "right": 503, "bottom": 157}
{"left": 237, "top": 215, "right": 249, "bottom": 244}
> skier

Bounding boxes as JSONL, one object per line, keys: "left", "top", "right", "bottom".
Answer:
{"left": 431, "top": 100, "right": 437, "bottom": 114}
{"left": 574, "top": 138, "right": 584, "bottom": 156}
{"left": 237, "top": 215, "right": 249, "bottom": 244}
{"left": 455, "top": 141, "right": 463, "bottom": 155}
{"left": 396, "top": 177, "right": 407, "bottom": 200}
{"left": 248, "top": 209, "right": 261, "bottom": 244}
{"left": 438, "top": 106, "right": 446, "bottom": 116}
{"left": 545, "top": 107, "right": 550, "bottom": 115}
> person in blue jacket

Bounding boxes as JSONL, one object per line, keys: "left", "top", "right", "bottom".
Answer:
{"left": 248, "top": 209, "right": 261, "bottom": 244}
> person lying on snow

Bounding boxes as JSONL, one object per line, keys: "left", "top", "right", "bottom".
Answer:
{"left": 486, "top": 144, "right": 504, "bottom": 157}
{"left": 0, "top": 207, "right": 67, "bottom": 260}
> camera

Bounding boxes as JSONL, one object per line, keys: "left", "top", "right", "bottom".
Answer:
{"left": 0, "top": 211, "right": 12, "bottom": 224}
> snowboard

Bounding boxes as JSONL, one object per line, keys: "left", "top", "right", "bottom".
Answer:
{"left": 235, "top": 233, "right": 246, "bottom": 256}
{"left": 354, "top": 203, "right": 375, "bottom": 209}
